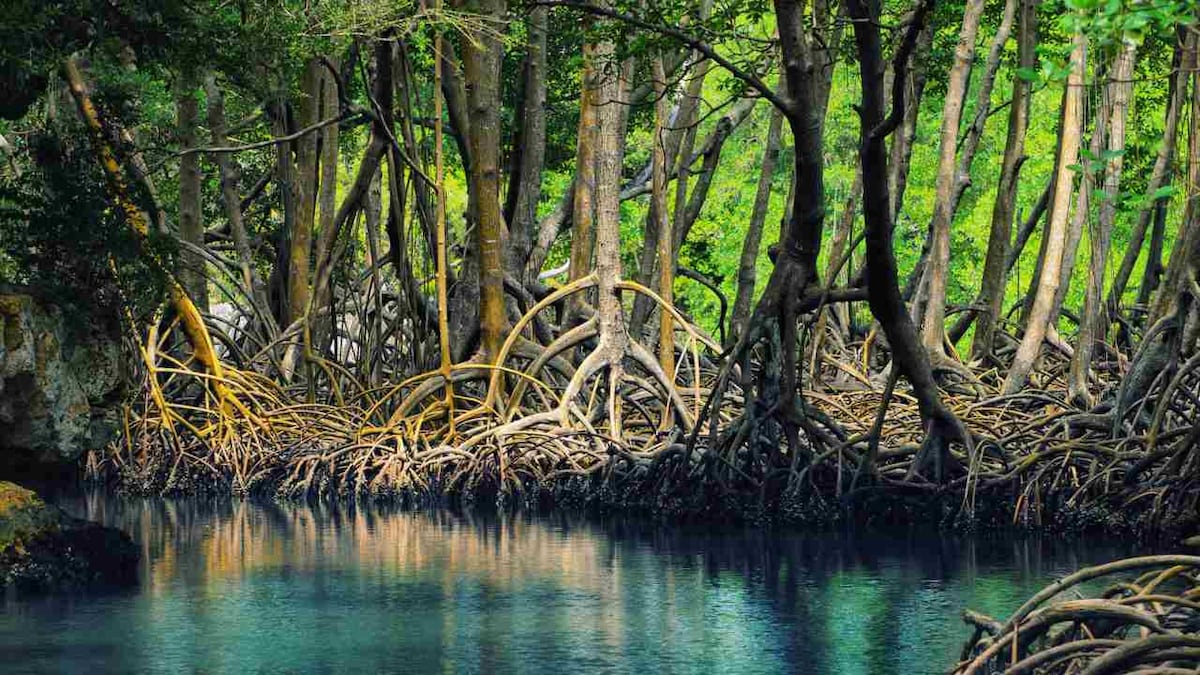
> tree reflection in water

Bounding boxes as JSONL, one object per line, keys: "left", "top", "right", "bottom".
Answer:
{"left": 1, "top": 493, "right": 1140, "bottom": 674}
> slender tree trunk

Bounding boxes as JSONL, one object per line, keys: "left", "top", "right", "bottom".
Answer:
{"left": 566, "top": 39, "right": 599, "bottom": 324}
{"left": 1136, "top": 200, "right": 1167, "bottom": 308}
{"left": 204, "top": 75, "right": 269, "bottom": 317}
{"left": 951, "top": 0, "right": 1017, "bottom": 209}
{"left": 504, "top": 7, "right": 548, "bottom": 285}
{"left": 628, "top": 57, "right": 712, "bottom": 334}
{"left": 396, "top": 42, "right": 439, "bottom": 271}
{"left": 312, "top": 56, "right": 341, "bottom": 323}
{"left": 847, "top": 0, "right": 964, "bottom": 480}
{"left": 1151, "top": 50, "right": 1200, "bottom": 326}
{"left": 949, "top": 181, "right": 1052, "bottom": 345}
{"left": 590, "top": 36, "right": 631, "bottom": 441}
{"left": 175, "top": 74, "right": 207, "bottom": 312}
{"left": 971, "top": 0, "right": 1036, "bottom": 361}
{"left": 461, "top": 0, "right": 508, "bottom": 363}
{"left": 888, "top": 22, "right": 932, "bottom": 226}
{"left": 673, "top": 100, "right": 757, "bottom": 257}
{"left": 267, "top": 91, "right": 295, "bottom": 327}
{"left": 1109, "top": 32, "right": 1193, "bottom": 315}
{"left": 1050, "top": 78, "right": 1111, "bottom": 334}
{"left": 64, "top": 57, "right": 239, "bottom": 411}
{"left": 729, "top": 108, "right": 784, "bottom": 346}
{"left": 1069, "top": 39, "right": 1137, "bottom": 406}
{"left": 919, "top": 0, "right": 986, "bottom": 355}
{"left": 288, "top": 59, "right": 321, "bottom": 331}
{"left": 1002, "top": 30, "right": 1087, "bottom": 395}
{"left": 812, "top": 169, "right": 862, "bottom": 358}
{"left": 652, "top": 56, "right": 675, "bottom": 381}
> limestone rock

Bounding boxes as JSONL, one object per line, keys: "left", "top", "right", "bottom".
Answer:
{"left": 0, "top": 292, "right": 123, "bottom": 470}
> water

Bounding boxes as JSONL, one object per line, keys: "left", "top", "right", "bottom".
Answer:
{"left": 0, "top": 494, "right": 1141, "bottom": 674}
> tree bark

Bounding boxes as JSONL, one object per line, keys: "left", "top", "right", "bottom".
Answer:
{"left": 652, "top": 55, "right": 675, "bottom": 382}
{"left": 729, "top": 108, "right": 784, "bottom": 346}
{"left": 1108, "top": 32, "right": 1194, "bottom": 316}
{"left": 919, "top": 0, "right": 986, "bottom": 355}
{"left": 1150, "top": 46, "right": 1200, "bottom": 327}
{"left": 970, "top": 0, "right": 1035, "bottom": 361}
{"left": 175, "top": 74, "right": 207, "bottom": 312}
{"left": 847, "top": 0, "right": 965, "bottom": 480}
{"left": 566, "top": 36, "right": 600, "bottom": 324}
{"left": 461, "top": 0, "right": 508, "bottom": 363}
{"left": 1069, "top": 39, "right": 1137, "bottom": 406}
{"left": 1136, "top": 201, "right": 1167, "bottom": 308}
{"left": 287, "top": 59, "right": 321, "bottom": 331}
{"left": 1049, "top": 77, "right": 1110, "bottom": 333}
{"left": 888, "top": 22, "right": 932, "bottom": 226}
{"left": 1002, "top": 30, "right": 1087, "bottom": 395}
{"left": 504, "top": 6, "right": 548, "bottom": 284}
{"left": 312, "top": 56, "right": 341, "bottom": 322}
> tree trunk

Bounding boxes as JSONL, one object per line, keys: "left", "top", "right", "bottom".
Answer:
{"left": 1002, "top": 30, "right": 1087, "bottom": 395}
{"left": 312, "top": 56, "right": 341, "bottom": 323}
{"left": 729, "top": 107, "right": 784, "bottom": 346}
{"left": 1150, "top": 48, "right": 1200, "bottom": 327}
{"left": 919, "top": 0, "right": 986, "bottom": 355}
{"left": 628, "top": 57, "right": 712, "bottom": 334}
{"left": 673, "top": 100, "right": 757, "bottom": 257}
{"left": 888, "top": 22, "right": 932, "bottom": 226}
{"left": 1049, "top": 77, "right": 1111, "bottom": 333}
{"left": 566, "top": 37, "right": 600, "bottom": 324}
{"left": 503, "top": 7, "right": 548, "bottom": 285}
{"left": 847, "top": 0, "right": 965, "bottom": 480}
{"left": 287, "top": 59, "right": 321, "bottom": 332}
{"left": 461, "top": 0, "right": 508, "bottom": 363}
{"left": 591, "top": 37, "right": 631, "bottom": 441}
{"left": 970, "top": 0, "right": 1035, "bottom": 361}
{"left": 1136, "top": 201, "right": 1167, "bottom": 308}
{"left": 652, "top": 56, "right": 675, "bottom": 379}
{"left": 266, "top": 91, "right": 295, "bottom": 327}
{"left": 175, "top": 74, "right": 207, "bottom": 312}
{"left": 1109, "top": 32, "right": 1194, "bottom": 316}
{"left": 1068, "top": 39, "right": 1137, "bottom": 406}
{"left": 64, "top": 57, "right": 239, "bottom": 411}
{"left": 204, "top": 75, "right": 269, "bottom": 318}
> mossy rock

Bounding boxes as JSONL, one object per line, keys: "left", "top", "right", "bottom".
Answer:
{"left": 0, "top": 481, "right": 139, "bottom": 593}
{"left": 0, "top": 482, "right": 60, "bottom": 550}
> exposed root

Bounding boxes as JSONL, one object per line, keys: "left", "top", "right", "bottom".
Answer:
{"left": 954, "top": 555, "right": 1200, "bottom": 674}
{"left": 89, "top": 275, "right": 1200, "bottom": 534}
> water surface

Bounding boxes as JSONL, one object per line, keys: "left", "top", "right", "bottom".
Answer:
{"left": 0, "top": 494, "right": 1140, "bottom": 674}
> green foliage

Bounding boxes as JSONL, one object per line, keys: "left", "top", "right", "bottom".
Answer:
{"left": 0, "top": 129, "right": 169, "bottom": 323}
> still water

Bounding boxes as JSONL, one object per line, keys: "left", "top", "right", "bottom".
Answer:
{"left": 0, "top": 494, "right": 1140, "bottom": 674}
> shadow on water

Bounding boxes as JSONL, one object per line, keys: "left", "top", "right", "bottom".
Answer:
{"left": 0, "top": 492, "right": 1146, "bottom": 674}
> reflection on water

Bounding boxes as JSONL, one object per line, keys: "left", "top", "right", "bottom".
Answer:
{"left": 0, "top": 494, "right": 1139, "bottom": 674}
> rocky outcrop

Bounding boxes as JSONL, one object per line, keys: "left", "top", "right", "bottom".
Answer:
{"left": 0, "top": 481, "right": 138, "bottom": 592}
{"left": 0, "top": 291, "right": 123, "bottom": 473}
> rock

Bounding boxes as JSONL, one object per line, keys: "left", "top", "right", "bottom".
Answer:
{"left": 0, "top": 291, "right": 123, "bottom": 473}
{"left": 0, "top": 481, "right": 138, "bottom": 593}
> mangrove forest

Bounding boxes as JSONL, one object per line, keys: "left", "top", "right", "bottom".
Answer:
{"left": 2, "top": 0, "right": 1200, "bottom": 672}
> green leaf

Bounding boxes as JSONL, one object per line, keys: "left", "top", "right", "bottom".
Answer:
{"left": 1152, "top": 185, "right": 1177, "bottom": 200}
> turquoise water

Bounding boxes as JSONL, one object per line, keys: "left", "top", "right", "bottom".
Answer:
{"left": 0, "top": 494, "right": 1136, "bottom": 674}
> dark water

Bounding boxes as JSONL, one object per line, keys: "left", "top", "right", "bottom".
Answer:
{"left": 0, "top": 494, "right": 1143, "bottom": 674}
